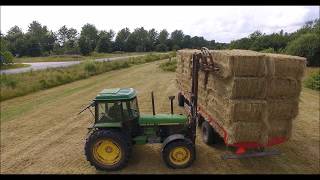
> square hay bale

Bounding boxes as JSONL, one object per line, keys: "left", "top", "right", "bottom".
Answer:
{"left": 210, "top": 49, "right": 268, "bottom": 78}
{"left": 268, "top": 119, "right": 292, "bottom": 139}
{"left": 206, "top": 74, "right": 267, "bottom": 99}
{"left": 225, "top": 122, "right": 267, "bottom": 145}
{"left": 267, "top": 78, "right": 302, "bottom": 99}
{"left": 264, "top": 53, "right": 306, "bottom": 80}
{"left": 206, "top": 89, "right": 267, "bottom": 124}
{"left": 267, "top": 98, "right": 299, "bottom": 121}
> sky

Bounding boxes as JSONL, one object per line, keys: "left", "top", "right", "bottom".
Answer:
{"left": 1, "top": 6, "right": 319, "bottom": 43}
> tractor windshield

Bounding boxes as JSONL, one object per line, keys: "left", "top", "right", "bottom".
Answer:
{"left": 96, "top": 98, "right": 139, "bottom": 122}
{"left": 97, "top": 101, "right": 122, "bottom": 122}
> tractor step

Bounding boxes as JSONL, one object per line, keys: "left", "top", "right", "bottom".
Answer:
{"left": 221, "top": 149, "right": 281, "bottom": 160}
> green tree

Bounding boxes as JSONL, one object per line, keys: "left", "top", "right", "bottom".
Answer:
{"left": 26, "top": 21, "right": 56, "bottom": 55}
{"left": 170, "top": 30, "right": 184, "bottom": 50}
{"left": 146, "top": 28, "right": 158, "bottom": 51}
{"left": 114, "top": 28, "right": 130, "bottom": 51}
{"left": 156, "top": 29, "right": 169, "bottom": 51}
{"left": 79, "top": 23, "right": 98, "bottom": 55}
{"left": 286, "top": 33, "right": 320, "bottom": 66}
{"left": 182, "top": 35, "right": 192, "bottom": 49}
{"left": 127, "top": 27, "right": 148, "bottom": 52}
{"left": 56, "top": 25, "right": 78, "bottom": 52}
{"left": 5, "top": 26, "right": 25, "bottom": 56}
{"left": 0, "top": 51, "right": 14, "bottom": 65}
{"left": 96, "top": 30, "right": 115, "bottom": 53}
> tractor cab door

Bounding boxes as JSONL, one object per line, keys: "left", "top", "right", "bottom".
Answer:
{"left": 121, "top": 97, "right": 140, "bottom": 136}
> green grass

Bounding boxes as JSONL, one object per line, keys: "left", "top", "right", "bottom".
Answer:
{"left": 0, "top": 63, "right": 31, "bottom": 70}
{"left": 158, "top": 57, "right": 177, "bottom": 72}
{"left": 0, "top": 53, "right": 174, "bottom": 101}
{"left": 304, "top": 68, "right": 320, "bottom": 91}
{"left": 13, "top": 52, "right": 167, "bottom": 63}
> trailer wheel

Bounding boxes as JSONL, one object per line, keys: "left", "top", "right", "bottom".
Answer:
{"left": 178, "top": 93, "right": 184, "bottom": 107}
{"left": 197, "top": 116, "right": 204, "bottom": 127}
{"left": 162, "top": 139, "right": 195, "bottom": 169}
{"left": 201, "top": 121, "right": 214, "bottom": 145}
{"left": 85, "top": 129, "right": 131, "bottom": 171}
{"left": 202, "top": 121, "right": 225, "bottom": 145}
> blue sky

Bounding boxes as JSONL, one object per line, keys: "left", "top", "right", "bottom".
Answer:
{"left": 1, "top": 6, "right": 319, "bottom": 43}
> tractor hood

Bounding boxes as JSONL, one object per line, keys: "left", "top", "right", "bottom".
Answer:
{"left": 139, "top": 114, "right": 188, "bottom": 126}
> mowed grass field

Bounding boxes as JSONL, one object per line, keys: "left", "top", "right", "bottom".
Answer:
{"left": 0, "top": 60, "right": 319, "bottom": 174}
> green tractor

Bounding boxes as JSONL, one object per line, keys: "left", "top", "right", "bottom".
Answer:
{"left": 80, "top": 88, "right": 197, "bottom": 171}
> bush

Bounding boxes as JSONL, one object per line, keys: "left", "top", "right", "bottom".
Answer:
{"left": 83, "top": 60, "right": 97, "bottom": 74}
{"left": 0, "top": 75, "right": 17, "bottom": 88}
{"left": 260, "top": 48, "right": 275, "bottom": 53}
{"left": 285, "top": 33, "right": 320, "bottom": 66}
{"left": 155, "top": 44, "right": 168, "bottom": 52}
{"left": 0, "top": 51, "right": 14, "bottom": 65}
{"left": 159, "top": 58, "right": 177, "bottom": 72}
{"left": 304, "top": 71, "right": 320, "bottom": 91}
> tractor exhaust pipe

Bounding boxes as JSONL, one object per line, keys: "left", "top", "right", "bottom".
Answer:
{"left": 169, "top": 96, "right": 175, "bottom": 114}
{"left": 151, "top": 91, "right": 156, "bottom": 115}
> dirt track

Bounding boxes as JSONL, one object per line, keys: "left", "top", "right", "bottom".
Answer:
{"left": 1, "top": 60, "right": 319, "bottom": 174}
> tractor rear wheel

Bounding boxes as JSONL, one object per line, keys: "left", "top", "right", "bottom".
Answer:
{"left": 162, "top": 139, "right": 195, "bottom": 169}
{"left": 178, "top": 93, "right": 184, "bottom": 107}
{"left": 85, "top": 129, "right": 131, "bottom": 171}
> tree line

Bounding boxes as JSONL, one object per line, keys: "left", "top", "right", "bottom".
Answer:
{"left": 0, "top": 21, "right": 227, "bottom": 58}
{"left": 229, "top": 19, "right": 320, "bottom": 66}
{"left": 1, "top": 19, "right": 319, "bottom": 66}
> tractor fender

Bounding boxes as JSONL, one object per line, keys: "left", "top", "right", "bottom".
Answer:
{"left": 161, "top": 134, "right": 188, "bottom": 151}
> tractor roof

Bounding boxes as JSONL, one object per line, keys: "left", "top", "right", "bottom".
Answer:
{"left": 95, "top": 88, "right": 137, "bottom": 101}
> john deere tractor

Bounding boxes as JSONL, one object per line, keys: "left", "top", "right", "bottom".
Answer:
{"left": 80, "top": 88, "right": 197, "bottom": 171}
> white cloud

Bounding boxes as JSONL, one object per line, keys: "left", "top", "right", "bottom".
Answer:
{"left": 1, "top": 6, "right": 319, "bottom": 43}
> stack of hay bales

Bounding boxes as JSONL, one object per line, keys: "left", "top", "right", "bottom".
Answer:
{"left": 176, "top": 49, "right": 306, "bottom": 145}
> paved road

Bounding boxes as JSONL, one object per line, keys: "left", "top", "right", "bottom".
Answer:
{"left": 0, "top": 55, "right": 146, "bottom": 75}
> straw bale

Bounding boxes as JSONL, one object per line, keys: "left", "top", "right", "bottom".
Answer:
{"left": 267, "top": 98, "right": 299, "bottom": 121}
{"left": 264, "top": 53, "right": 306, "bottom": 80}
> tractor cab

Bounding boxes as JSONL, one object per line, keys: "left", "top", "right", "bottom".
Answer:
{"left": 92, "top": 88, "right": 140, "bottom": 135}
{"left": 94, "top": 88, "right": 139, "bottom": 123}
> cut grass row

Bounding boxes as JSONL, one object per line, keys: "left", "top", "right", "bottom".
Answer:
{"left": 0, "top": 53, "right": 174, "bottom": 101}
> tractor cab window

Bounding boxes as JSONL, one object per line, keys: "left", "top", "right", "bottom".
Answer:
{"left": 97, "top": 101, "right": 122, "bottom": 122}
{"left": 129, "top": 98, "right": 139, "bottom": 119}
{"left": 121, "top": 98, "right": 139, "bottom": 120}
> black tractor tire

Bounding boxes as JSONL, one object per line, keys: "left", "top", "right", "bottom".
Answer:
{"left": 178, "top": 93, "right": 185, "bottom": 107}
{"left": 84, "top": 129, "right": 132, "bottom": 171}
{"left": 162, "top": 139, "right": 195, "bottom": 169}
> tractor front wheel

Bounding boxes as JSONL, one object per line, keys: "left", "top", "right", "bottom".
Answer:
{"left": 162, "top": 139, "right": 195, "bottom": 169}
{"left": 85, "top": 129, "right": 131, "bottom": 171}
